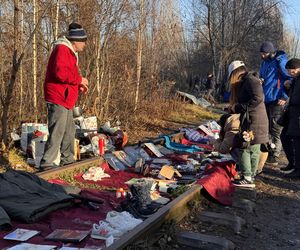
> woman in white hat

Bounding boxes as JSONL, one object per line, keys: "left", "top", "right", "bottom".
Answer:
{"left": 228, "top": 60, "right": 269, "bottom": 188}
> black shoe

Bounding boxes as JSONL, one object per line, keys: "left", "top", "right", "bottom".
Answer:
{"left": 232, "top": 177, "right": 255, "bottom": 188}
{"left": 280, "top": 164, "right": 295, "bottom": 174}
{"left": 265, "top": 156, "right": 278, "bottom": 166}
{"left": 284, "top": 169, "right": 300, "bottom": 179}
{"left": 40, "top": 161, "right": 59, "bottom": 170}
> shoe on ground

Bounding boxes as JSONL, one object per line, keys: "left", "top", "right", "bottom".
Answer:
{"left": 280, "top": 164, "right": 295, "bottom": 174}
{"left": 40, "top": 161, "right": 59, "bottom": 171}
{"left": 284, "top": 169, "right": 300, "bottom": 179}
{"left": 265, "top": 156, "right": 279, "bottom": 166}
{"left": 256, "top": 169, "right": 264, "bottom": 176}
{"left": 232, "top": 177, "right": 255, "bottom": 188}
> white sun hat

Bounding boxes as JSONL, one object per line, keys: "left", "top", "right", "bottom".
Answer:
{"left": 228, "top": 60, "right": 246, "bottom": 78}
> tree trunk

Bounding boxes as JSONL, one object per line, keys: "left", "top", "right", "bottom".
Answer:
{"left": 54, "top": 0, "right": 60, "bottom": 40}
{"left": 134, "top": 0, "right": 144, "bottom": 112}
{"left": 32, "top": 0, "right": 37, "bottom": 122}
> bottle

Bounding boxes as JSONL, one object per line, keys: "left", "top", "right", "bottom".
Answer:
{"left": 116, "top": 188, "right": 126, "bottom": 199}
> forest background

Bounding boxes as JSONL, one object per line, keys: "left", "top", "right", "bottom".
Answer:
{"left": 0, "top": 0, "right": 299, "bottom": 146}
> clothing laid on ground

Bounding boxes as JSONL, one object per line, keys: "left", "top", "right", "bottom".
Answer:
{"left": 0, "top": 170, "right": 73, "bottom": 226}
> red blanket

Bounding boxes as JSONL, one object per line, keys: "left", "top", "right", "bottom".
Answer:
{"left": 196, "top": 161, "right": 236, "bottom": 205}
{"left": 0, "top": 189, "right": 118, "bottom": 249}
{"left": 74, "top": 162, "right": 142, "bottom": 189}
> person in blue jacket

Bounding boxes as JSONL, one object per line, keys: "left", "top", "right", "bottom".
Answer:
{"left": 259, "top": 41, "right": 291, "bottom": 165}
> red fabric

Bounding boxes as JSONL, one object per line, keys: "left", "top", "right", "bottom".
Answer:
{"left": 0, "top": 189, "right": 117, "bottom": 249}
{"left": 44, "top": 44, "right": 82, "bottom": 109}
{"left": 74, "top": 163, "right": 142, "bottom": 189}
{"left": 196, "top": 161, "right": 236, "bottom": 205}
{"left": 181, "top": 137, "right": 214, "bottom": 150}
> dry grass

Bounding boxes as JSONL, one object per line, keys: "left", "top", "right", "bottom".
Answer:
{"left": 1, "top": 98, "right": 220, "bottom": 171}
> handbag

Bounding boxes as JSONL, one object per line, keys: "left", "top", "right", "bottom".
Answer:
{"left": 233, "top": 106, "right": 252, "bottom": 149}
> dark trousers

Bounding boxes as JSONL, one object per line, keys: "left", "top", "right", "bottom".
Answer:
{"left": 265, "top": 102, "right": 283, "bottom": 158}
{"left": 280, "top": 128, "right": 300, "bottom": 169}
{"left": 42, "top": 103, "right": 75, "bottom": 165}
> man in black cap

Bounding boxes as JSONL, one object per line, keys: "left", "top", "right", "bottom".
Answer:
{"left": 279, "top": 58, "right": 300, "bottom": 179}
{"left": 40, "top": 23, "right": 88, "bottom": 169}
{"left": 259, "top": 41, "right": 291, "bottom": 166}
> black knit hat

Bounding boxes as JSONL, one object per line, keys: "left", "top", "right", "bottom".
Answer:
{"left": 66, "top": 23, "right": 87, "bottom": 42}
{"left": 260, "top": 41, "right": 275, "bottom": 53}
{"left": 285, "top": 58, "right": 300, "bottom": 69}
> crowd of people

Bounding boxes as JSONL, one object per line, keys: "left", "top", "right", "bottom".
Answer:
{"left": 38, "top": 21, "right": 299, "bottom": 184}
{"left": 210, "top": 41, "right": 300, "bottom": 186}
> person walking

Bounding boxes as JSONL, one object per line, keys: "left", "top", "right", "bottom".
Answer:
{"left": 259, "top": 41, "right": 291, "bottom": 165}
{"left": 228, "top": 60, "right": 269, "bottom": 187}
{"left": 205, "top": 72, "right": 216, "bottom": 103}
{"left": 40, "top": 23, "right": 89, "bottom": 169}
{"left": 279, "top": 58, "right": 300, "bottom": 179}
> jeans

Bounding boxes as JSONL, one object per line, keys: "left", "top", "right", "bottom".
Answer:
{"left": 42, "top": 103, "right": 75, "bottom": 165}
{"left": 238, "top": 144, "right": 261, "bottom": 180}
{"left": 265, "top": 102, "right": 283, "bottom": 158}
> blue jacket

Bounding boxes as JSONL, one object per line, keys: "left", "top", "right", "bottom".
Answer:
{"left": 259, "top": 50, "right": 291, "bottom": 103}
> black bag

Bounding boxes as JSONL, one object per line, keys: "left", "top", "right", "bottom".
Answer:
{"left": 277, "top": 108, "right": 289, "bottom": 127}
{"left": 233, "top": 107, "right": 252, "bottom": 149}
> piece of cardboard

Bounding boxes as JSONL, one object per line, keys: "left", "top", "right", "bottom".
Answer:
{"left": 158, "top": 165, "right": 182, "bottom": 180}
{"left": 45, "top": 229, "right": 90, "bottom": 243}
{"left": 198, "top": 124, "right": 214, "bottom": 137}
{"left": 144, "top": 143, "right": 164, "bottom": 157}
{"left": 4, "top": 228, "right": 40, "bottom": 242}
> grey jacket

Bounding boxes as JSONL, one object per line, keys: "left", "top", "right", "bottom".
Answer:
{"left": 0, "top": 170, "right": 73, "bottom": 226}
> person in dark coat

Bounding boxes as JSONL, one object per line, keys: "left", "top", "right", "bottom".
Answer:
{"left": 205, "top": 72, "right": 216, "bottom": 103}
{"left": 228, "top": 60, "right": 269, "bottom": 187}
{"left": 279, "top": 58, "right": 300, "bottom": 179}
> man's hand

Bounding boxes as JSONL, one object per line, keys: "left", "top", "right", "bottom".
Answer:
{"left": 283, "top": 80, "right": 291, "bottom": 89}
{"left": 278, "top": 99, "right": 286, "bottom": 106}
{"left": 79, "top": 77, "right": 89, "bottom": 94}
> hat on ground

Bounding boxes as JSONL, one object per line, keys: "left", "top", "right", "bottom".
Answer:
{"left": 66, "top": 23, "right": 87, "bottom": 42}
{"left": 285, "top": 58, "right": 300, "bottom": 69}
{"left": 228, "top": 60, "right": 246, "bottom": 78}
{"left": 260, "top": 41, "right": 275, "bottom": 53}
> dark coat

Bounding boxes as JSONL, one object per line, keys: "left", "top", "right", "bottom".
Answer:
{"left": 0, "top": 170, "right": 73, "bottom": 225}
{"left": 206, "top": 77, "right": 215, "bottom": 89}
{"left": 286, "top": 77, "right": 300, "bottom": 137}
{"left": 234, "top": 73, "right": 269, "bottom": 145}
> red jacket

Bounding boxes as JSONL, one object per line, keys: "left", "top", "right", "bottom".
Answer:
{"left": 44, "top": 43, "right": 82, "bottom": 109}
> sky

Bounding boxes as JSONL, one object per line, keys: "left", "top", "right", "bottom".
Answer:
{"left": 283, "top": 0, "right": 300, "bottom": 32}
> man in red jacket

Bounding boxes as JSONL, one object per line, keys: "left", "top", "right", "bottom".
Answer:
{"left": 40, "top": 23, "right": 88, "bottom": 169}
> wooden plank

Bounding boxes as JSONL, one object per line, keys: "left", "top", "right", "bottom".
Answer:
{"left": 37, "top": 157, "right": 102, "bottom": 180}
{"left": 106, "top": 184, "right": 202, "bottom": 250}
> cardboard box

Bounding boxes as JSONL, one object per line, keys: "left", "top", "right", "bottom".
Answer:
{"left": 158, "top": 165, "right": 182, "bottom": 180}
{"left": 81, "top": 116, "right": 97, "bottom": 130}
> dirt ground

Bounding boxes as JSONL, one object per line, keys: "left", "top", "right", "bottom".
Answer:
{"left": 2, "top": 103, "right": 300, "bottom": 249}
{"left": 174, "top": 155, "right": 300, "bottom": 250}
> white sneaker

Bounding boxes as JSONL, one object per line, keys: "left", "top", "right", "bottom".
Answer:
{"left": 91, "top": 221, "right": 121, "bottom": 240}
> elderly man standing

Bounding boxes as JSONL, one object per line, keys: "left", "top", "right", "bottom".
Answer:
{"left": 40, "top": 23, "right": 89, "bottom": 169}
{"left": 259, "top": 41, "right": 291, "bottom": 165}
